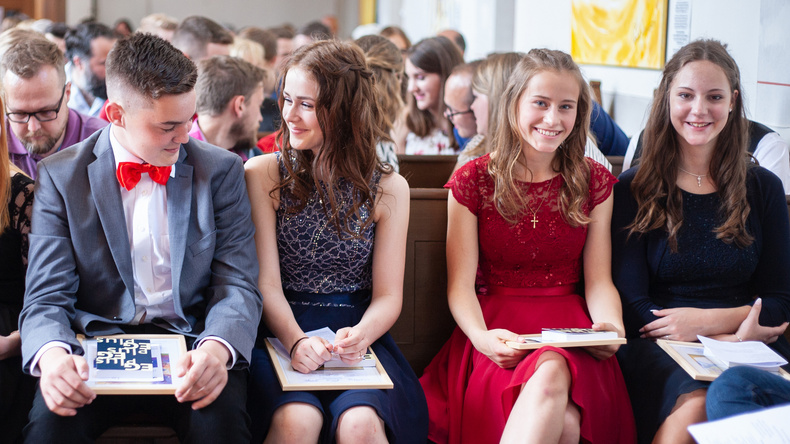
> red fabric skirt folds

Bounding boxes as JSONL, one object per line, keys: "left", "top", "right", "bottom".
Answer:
{"left": 419, "top": 286, "right": 636, "bottom": 444}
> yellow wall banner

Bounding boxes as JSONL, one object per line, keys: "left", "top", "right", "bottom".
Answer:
{"left": 571, "top": 0, "right": 668, "bottom": 69}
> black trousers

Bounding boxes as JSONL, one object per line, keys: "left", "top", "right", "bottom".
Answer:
{"left": 23, "top": 368, "right": 250, "bottom": 444}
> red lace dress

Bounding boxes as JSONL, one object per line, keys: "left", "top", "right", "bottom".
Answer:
{"left": 419, "top": 155, "right": 636, "bottom": 444}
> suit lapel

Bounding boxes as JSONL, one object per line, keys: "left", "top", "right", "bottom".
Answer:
{"left": 88, "top": 133, "right": 135, "bottom": 297}
{"left": 167, "top": 148, "right": 192, "bottom": 318}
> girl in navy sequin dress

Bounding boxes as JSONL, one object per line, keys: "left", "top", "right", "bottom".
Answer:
{"left": 244, "top": 40, "right": 427, "bottom": 444}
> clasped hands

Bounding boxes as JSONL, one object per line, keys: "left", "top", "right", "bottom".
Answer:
{"left": 38, "top": 339, "right": 231, "bottom": 416}
{"left": 473, "top": 322, "right": 623, "bottom": 369}
{"left": 290, "top": 327, "right": 368, "bottom": 374}
{"left": 640, "top": 298, "right": 788, "bottom": 343}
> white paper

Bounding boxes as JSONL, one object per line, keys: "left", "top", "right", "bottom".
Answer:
{"left": 666, "top": 0, "right": 691, "bottom": 61}
{"left": 689, "top": 404, "right": 790, "bottom": 444}
{"left": 268, "top": 327, "right": 385, "bottom": 386}
{"left": 698, "top": 336, "right": 787, "bottom": 370}
{"left": 269, "top": 327, "right": 374, "bottom": 370}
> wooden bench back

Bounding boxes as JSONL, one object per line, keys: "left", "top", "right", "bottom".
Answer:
{"left": 390, "top": 188, "right": 455, "bottom": 376}
{"left": 398, "top": 155, "right": 457, "bottom": 189}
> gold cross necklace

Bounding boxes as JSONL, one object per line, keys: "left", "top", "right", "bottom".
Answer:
{"left": 525, "top": 175, "right": 556, "bottom": 228}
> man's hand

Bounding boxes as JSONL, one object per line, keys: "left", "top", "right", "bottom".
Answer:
{"left": 174, "top": 340, "right": 230, "bottom": 410}
{"left": 38, "top": 347, "right": 95, "bottom": 416}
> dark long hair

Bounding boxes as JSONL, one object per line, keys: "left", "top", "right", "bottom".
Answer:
{"left": 274, "top": 40, "right": 392, "bottom": 238}
{"left": 628, "top": 39, "right": 751, "bottom": 250}
{"left": 404, "top": 36, "right": 463, "bottom": 143}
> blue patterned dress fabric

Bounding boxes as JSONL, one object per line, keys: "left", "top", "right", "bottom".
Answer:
{"left": 247, "top": 152, "right": 428, "bottom": 443}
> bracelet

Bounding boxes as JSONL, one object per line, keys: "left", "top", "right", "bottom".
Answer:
{"left": 289, "top": 336, "right": 309, "bottom": 359}
{"left": 735, "top": 334, "right": 743, "bottom": 342}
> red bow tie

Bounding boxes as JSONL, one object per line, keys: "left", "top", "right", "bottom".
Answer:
{"left": 116, "top": 162, "right": 172, "bottom": 191}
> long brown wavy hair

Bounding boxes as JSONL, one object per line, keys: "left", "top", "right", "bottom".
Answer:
{"left": 628, "top": 39, "right": 751, "bottom": 251}
{"left": 355, "top": 34, "right": 404, "bottom": 133}
{"left": 488, "top": 48, "right": 592, "bottom": 226}
{"left": 404, "top": 36, "right": 463, "bottom": 145}
{"left": 274, "top": 40, "right": 392, "bottom": 238}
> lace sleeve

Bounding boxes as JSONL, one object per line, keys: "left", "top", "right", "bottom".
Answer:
{"left": 587, "top": 158, "right": 617, "bottom": 209}
{"left": 445, "top": 156, "right": 483, "bottom": 215}
{"left": 10, "top": 174, "right": 34, "bottom": 270}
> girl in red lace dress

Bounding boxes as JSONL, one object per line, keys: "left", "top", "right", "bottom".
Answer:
{"left": 419, "top": 49, "right": 636, "bottom": 444}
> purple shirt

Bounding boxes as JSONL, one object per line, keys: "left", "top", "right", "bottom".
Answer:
{"left": 7, "top": 108, "right": 108, "bottom": 179}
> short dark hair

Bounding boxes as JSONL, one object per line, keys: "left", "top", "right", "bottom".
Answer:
{"left": 65, "top": 22, "right": 117, "bottom": 62}
{"left": 45, "top": 22, "right": 71, "bottom": 39}
{"left": 238, "top": 27, "right": 277, "bottom": 63}
{"left": 268, "top": 26, "right": 295, "bottom": 40}
{"left": 196, "top": 55, "right": 265, "bottom": 116}
{"left": 295, "top": 21, "right": 331, "bottom": 41}
{"left": 171, "top": 16, "right": 233, "bottom": 60}
{"left": 106, "top": 33, "right": 197, "bottom": 101}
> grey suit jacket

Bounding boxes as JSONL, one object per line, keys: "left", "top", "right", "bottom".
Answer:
{"left": 19, "top": 126, "right": 262, "bottom": 373}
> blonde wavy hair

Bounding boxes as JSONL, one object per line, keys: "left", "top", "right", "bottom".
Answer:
{"left": 488, "top": 48, "right": 593, "bottom": 226}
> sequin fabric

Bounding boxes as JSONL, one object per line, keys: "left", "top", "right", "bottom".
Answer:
{"left": 276, "top": 153, "right": 379, "bottom": 294}
{"left": 446, "top": 154, "right": 616, "bottom": 288}
{"left": 654, "top": 190, "right": 759, "bottom": 305}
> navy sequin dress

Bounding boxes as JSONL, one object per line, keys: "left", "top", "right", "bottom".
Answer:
{"left": 247, "top": 153, "right": 428, "bottom": 443}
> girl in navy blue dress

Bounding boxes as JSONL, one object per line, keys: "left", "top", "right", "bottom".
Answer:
{"left": 612, "top": 39, "right": 790, "bottom": 444}
{"left": 244, "top": 40, "right": 428, "bottom": 444}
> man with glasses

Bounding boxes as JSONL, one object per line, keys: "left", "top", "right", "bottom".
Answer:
{"left": 2, "top": 35, "right": 107, "bottom": 179}
{"left": 444, "top": 62, "right": 480, "bottom": 150}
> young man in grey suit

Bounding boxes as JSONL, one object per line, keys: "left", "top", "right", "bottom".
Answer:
{"left": 19, "top": 33, "right": 262, "bottom": 442}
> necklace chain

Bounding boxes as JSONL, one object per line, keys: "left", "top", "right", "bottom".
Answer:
{"left": 678, "top": 166, "right": 708, "bottom": 187}
{"left": 525, "top": 175, "right": 555, "bottom": 228}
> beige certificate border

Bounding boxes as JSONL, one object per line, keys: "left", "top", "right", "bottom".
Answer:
{"left": 657, "top": 339, "right": 790, "bottom": 382}
{"left": 265, "top": 338, "right": 393, "bottom": 391}
{"left": 77, "top": 334, "right": 187, "bottom": 394}
{"left": 506, "top": 334, "right": 626, "bottom": 350}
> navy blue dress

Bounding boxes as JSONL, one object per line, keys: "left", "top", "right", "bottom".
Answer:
{"left": 612, "top": 165, "right": 790, "bottom": 443}
{"left": 247, "top": 154, "right": 428, "bottom": 443}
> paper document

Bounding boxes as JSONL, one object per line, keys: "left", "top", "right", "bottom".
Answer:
{"left": 698, "top": 336, "right": 787, "bottom": 372}
{"left": 268, "top": 327, "right": 375, "bottom": 368}
{"left": 542, "top": 328, "right": 618, "bottom": 342}
{"left": 688, "top": 403, "right": 790, "bottom": 444}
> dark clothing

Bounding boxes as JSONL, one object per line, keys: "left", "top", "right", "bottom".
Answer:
{"left": 612, "top": 165, "right": 790, "bottom": 442}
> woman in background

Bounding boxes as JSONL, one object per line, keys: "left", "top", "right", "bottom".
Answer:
{"left": 393, "top": 36, "right": 463, "bottom": 155}
{"left": 455, "top": 52, "right": 524, "bottom": 169}
{"left": 612, "top": 39, "right": 790, "bottom": 444}
{"left": 245, "top": 40, "right": 427, "bottom": 444}
{"left": 356, "top": 34, "right": 403, "bottom": 172}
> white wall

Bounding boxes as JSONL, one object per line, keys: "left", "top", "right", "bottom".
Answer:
{"left": 511, "top": 0, "right": 781, "bottom": 139}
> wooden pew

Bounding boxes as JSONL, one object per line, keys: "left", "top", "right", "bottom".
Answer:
{"left": 398, "top": 155, "right": 458, "bottom": 189}
{"left": 607, "top": 155, "right": 624, "bottom": 177}
{"left": 390, "top": 188, "right": 456, "bottom": 376}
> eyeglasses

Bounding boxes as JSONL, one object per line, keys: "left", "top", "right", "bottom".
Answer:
{"left": 444, "top": 106, "right": 474, "bottom": 121}
{"left": 6, "top": 85, "right": 67, "bottom": 124}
